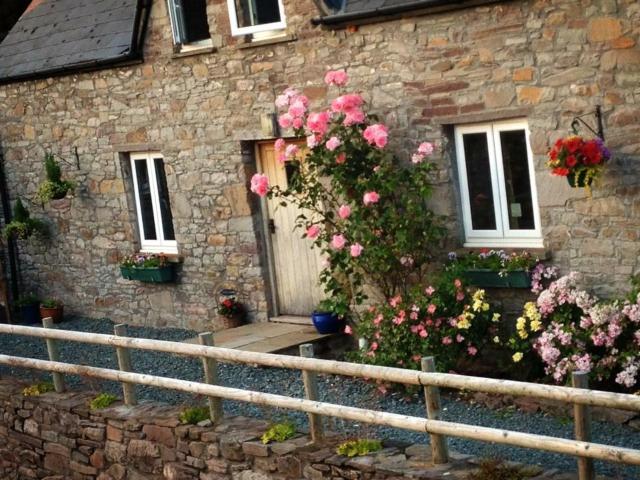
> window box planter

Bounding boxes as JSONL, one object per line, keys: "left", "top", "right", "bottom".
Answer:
{"left": 463, "top": 269, "right": 531, "bottom": 288}
{"left": 120, "top": 265, "right": 175, "bottom": 283}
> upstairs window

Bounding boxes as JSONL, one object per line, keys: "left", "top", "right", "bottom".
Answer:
{"left": 130, "top": 153, "right": 178, "bottom": 254}
{"left": 227, "top": 0, "right": 286, "bottom": 37}
{"left": 453, "top": 120, "right": 542, "bottom": 248}
{"left": 167, "top": 0, "right": 211, "bottom": 49}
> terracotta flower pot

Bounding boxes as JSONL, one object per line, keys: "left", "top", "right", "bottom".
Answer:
{"left": 40, "top": 305, "right": 64, "bottom": 324}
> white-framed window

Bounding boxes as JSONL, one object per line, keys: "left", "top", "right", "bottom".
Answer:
{"left": 226, "top": 0, "right": 286, "bottom": 37}
{"left": 130, "top": 152, "right": 178, "bottom": 254}
{"left": 454, "top": 119, "right": 543, "bottom": 248}
{"left": 167, "top": 0, "right": 212, "bottom": 49}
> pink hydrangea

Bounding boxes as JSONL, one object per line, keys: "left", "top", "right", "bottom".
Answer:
{"left": 331, "top": 234, "right": 346, "bottom": 250}
{"left": 250, "top": 173, "right": 269, "bottom": 197}
{"left": 363, "top": 191, "right": 380, "bottom": 206}
{"left": 350, "top": 243, "right": 363, "bottom": 257}
{"left": 338, "top": 204, "right": 351, "bottom": 219}
{"left": 418, "top": 142, "right": 434, "bottom": 155}
{"left": 324, "top": 70, "right": 348, "bottom": 86}
{"left": 306, "top": 111, "right": 330, "bottom": 136}
{"left": 363, "top": 124, "right": 388, "bottom": 148}
{"left": 306, "top": 225, "right": 320, "bottom": 238}
{"left": 326, "top": 136, "right": 341, "bottom": 151}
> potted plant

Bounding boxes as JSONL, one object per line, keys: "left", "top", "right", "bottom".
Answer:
{"left": 120, "top": 253, "right": 174, "bottom": 283}
{"left": 3, "top": 199, "right": 47, "bottom": 240}
{"left": 311, "top": 298, "right": 345, "bottom": 334}
{"left": 546, "top": 135, "right": 610, "bottom": 188}
{"left": 15, "top": 293, "right": 40, "bottom": 324}
{"left": 36, "top": 153, "right": 75, "bottom": 203}
{"left": 447, "top": 250, "right": 540, "bottom": 288}
{"left": 217, "top": 291, "right": 245, "bottom": 329}
{"left": 40, "top": 298, "right": 64, "bottom": 323}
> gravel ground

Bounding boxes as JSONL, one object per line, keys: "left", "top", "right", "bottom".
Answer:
{"left": 1, "top": 317, "right": 639, "bottom": 479}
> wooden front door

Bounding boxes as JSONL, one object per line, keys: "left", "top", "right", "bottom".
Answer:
{"left": 258, "top": 142, "right": 325, "bottom": 316}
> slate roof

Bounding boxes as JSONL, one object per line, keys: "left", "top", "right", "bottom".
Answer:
{"left": 0, "top": 0, "right": 148, "bottom": 83}
{"left": 314, "top": 0, "right": 503, "bottom": 25}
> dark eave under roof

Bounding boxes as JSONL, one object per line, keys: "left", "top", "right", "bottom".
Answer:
{"left": 0, "top": 0, "right": 151, "bottom": 84}
{"left": 312, "top": 0, "right": 506, "bottom": 26}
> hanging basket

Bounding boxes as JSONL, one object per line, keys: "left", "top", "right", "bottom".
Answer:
{"left": 566, "top": 171, "right": 593, "bottom": 188}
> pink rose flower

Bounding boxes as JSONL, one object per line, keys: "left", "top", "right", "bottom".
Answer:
{"left": 331, "top": 94, "right": 364, "bottom": 113}
{"left": 419, "top": 329, "right": 428, "bottom": 338}
{"left": 344, "top": 325, "right": 352, "bottom": 335}
{"left": 250, "top": 173, "right": 269, "bottom": 197}
{"left": 456, "top": 291, "right": 465, "bottom": 302}
{"left": 306, "top": 135, "right": 318, "bottom": 148}
{"left": 324, "top": 70, "right": 348, "bottom": 86}
{"left": 274, "top": 138, "right": 286, "bottom": 151}
{"left": 363, "top": 124, "right": 388, "bottom": 148}
{"left": 467, "top": 346, "right": 478, "bottom": 356}
{"left": 336, "top": 152, "right": 346, "bottom": 164}
{"left": 456, "top": 334, "right": 465, "bottom": 343}
{"left": 306, "top": 225, "right": 320, "bottom": 238}
{"left": 278, "top": 113, "right": 293, "bottom": 129}
{"left": 418, "top": 142, "right": 434, "bottom": 155}
{"left": 276, "top": 152, "right": 286, "bottom": 165}
{"left": 292, "top": 117, "right": 304, "bottom": 129}
{"left": 411, "top": 153, "right": 424, "bottom": 164}
{"left": 363, "top": 191, "right": 380, "bottom": 206}
{"left": 343, "top": 108, "right": 365, "bottom": 126}
{"left": 306, "top": 111, "right": 330, "bottom": 135}
{"left": 370, "top": 341, "right": 378, "bottom": 351}
{"left": 326, "top": 136, "right": 341, "bottom": 151}
{"left": 454, "top": 278, "right": 462, "bottom": 289}
{"left": 338, "top": 204, "right": 351, "bottom": 219}
{"left": 288, "top": 98, "right": 307, "bottom": 118}
{"left": 331, "top": 234, "right": 346, "bottom": 250}
{"left": 389, "top": 295, "right": 402, "bottom": 308}
{"left": 425, "top": 286, "right": 435, "bottom": 296}
{"left": 275, "top": 94, "right": 289, "bottom": 109}
{"left": 442, "top": 336, "right": 453, "bottom": 345}
{"left": 285, "top": 144, "right": 299, "bottom": 159}
{"left": 427, "top": 304, "right": 436, "bottom": 314}
{"left": 350, "top": 243, "right": 363, "bottom": 257}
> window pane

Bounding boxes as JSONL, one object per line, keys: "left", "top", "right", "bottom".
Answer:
{"left": 500, "top": 130, "right": 535, "bottom": 230}
{"left": 154, "top": 158, "right": 176, "bottom": 241}
{"left": 183, "top": 0, "right": 210, "bottom": 43}
{"left": 134, "top": 160, "right": 157, "bottom": 240}
{"left": 462, "top": 133, "right": 496, "bottom": 230}
{"left": 234, "top": 0, "right": 281, "bottom": 28}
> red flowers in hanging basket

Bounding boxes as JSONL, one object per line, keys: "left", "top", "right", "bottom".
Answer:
{"left": 547, "top": 135, "right": 611, "bottom": 187}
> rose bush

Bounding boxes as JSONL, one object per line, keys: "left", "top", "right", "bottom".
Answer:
{"left": 250, "top": 70, "right": 444, "bottom": 316}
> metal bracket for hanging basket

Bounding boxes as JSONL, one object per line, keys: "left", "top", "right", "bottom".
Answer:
{"left": 571, "top": 105, "right": 605, "bottom": 141}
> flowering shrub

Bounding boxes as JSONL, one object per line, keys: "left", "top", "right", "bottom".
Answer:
{"left": 350, "top": 273, "right": 500, "bottom": 375}
{"left": 509, "top": 272, "right": 640, "bottom": 390}
{"left": 447, "top": 250, "right": 540, "bottom": 275}
{"left": 547, "top": 135, "right": 610, "bottom": 186}
{"left": 250, "top": 70, "right": 444, "bottom": 314}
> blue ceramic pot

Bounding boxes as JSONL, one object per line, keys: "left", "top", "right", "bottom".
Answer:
{"left": 311, "top": 311, "right": 343, "bottom": 334}
{"left": 20, "top": 304, "right": 40, "bottom": 324}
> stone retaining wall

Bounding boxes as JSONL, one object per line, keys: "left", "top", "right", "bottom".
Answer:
{"left": 0, "top": 378, "right": 594, "bottom": 480}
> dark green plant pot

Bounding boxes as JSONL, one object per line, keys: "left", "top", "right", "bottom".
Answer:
{"left": 120, "top": 265, "right": 175, "bottom": 283}
{"left": 19, "top": 304, "right": 41, "bottom": 324}
{"left": 463, "top": 269, "right": 531, "bottom": 288}
{"left": 567, "top": 171, "right": 592, "bottom": 188}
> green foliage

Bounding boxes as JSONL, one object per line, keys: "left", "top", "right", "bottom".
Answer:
{"left": 336, "top": 439, "right": 382, "bottom": 457}
{"left": 179, "top": 406, "right": 210, "bottom": 425}
{"left": 3, "top": 199, "right": 48, "bottom": 240}
{"left": 22, "top": 382, "right": 54, "bottom": 397}
{"left": 447, "top": 250, "right": 540, "bottom": 275}
{"left": 89, "top": 393, "right": 119, "bottom": 410}
{"left": 465, "top": 459, "right": 526, "bottom": 480}
{"left": 15, "top": 293, "right": 39, "bottom": 307}
{"left": 36, "top": 153, "right": 75, "bottom": 203}
{"left": 261, "top": 421, "right": 296, "bottom": 444}
{"left": 41, "top": 298, "right": 61, "bottom": 308}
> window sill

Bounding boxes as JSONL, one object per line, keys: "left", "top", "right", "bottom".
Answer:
{"left": 236, "top": 33, "right": 296, "bottom": 49}
{"left": 172, "top": 44, "right": 217, "bottom": 59}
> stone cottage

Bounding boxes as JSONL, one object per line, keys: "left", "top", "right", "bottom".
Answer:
{"left": 0, "top": 0, "right": 638, "bottom": 330}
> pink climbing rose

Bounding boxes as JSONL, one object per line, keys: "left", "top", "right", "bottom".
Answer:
{"left": 331, "top": 234, "right": 346, "bottom": 250}
{"left": 306, "top": 225, "right": 320, "bottom": 239}
{"left": 274, "top": 138, "right": 285, "bottom": 151}
{"left": 350, "top": 243, "right": 364, "bottom": 257}
{"left": 336, "top": 152, "right": 346, "bottom": 164}
{"left": 250, "top": 174, "right": 269, "bottom": 197}
{"left": 418, "top": 142, "right": 434, "bottom": 155}
{"left": 285, "top": 144, "right": 299, "bottom": 159}
{"left": 278, "top": 113, "right": 293, "bottom": 129}
{"left": 344, "top": 325, "right": 353, "bottom": 335}
{"left": 363, "top": 191, "right": 380, "bottom": 205}
{"left": 363, "top": 124, "right": 388, "bottom": 148}
{"left": 338, "top": 204, "right": 351, "bottom": 219}
{"left": 324, "top": 70, "right": 348, "bottom": 86}
{"left": 326, "top": 136, "right": 341, "bottom": 151}
{"left": 306, "top": 111, "right": 330, "bottom": 136}
{"left": 331, "top": 94, "right": 364, "bottom": 113}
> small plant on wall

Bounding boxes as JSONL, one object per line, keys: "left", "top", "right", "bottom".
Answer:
{"left": 36, "top": 153, "right": 75, "bottom": 203}
{"left": 2, "top": 198, "right": 47, "bottom": 240}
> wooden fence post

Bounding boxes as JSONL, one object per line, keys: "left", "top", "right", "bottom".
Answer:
{"left": 572, "top": 371, "right": 594, "bottom": 480}
{"left": 198, "top": 332, "right": 223, "bottom": 423}
{"left": 42, "top": 317, "right": 65, "bottom": 393}
{"left": 421, "top": 356, "right": 449, "bottom": 464}
{"left": 300, "top": 343, "right": 323, "bottom": 442}
{"left": 114, "top": 324, "right": 137, "bottom": 406}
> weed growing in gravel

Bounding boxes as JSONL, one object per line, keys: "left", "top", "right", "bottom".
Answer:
{"left": 89, "top": 393, "right": 119, "bottom": 410}
{"left": 179, "top": 406, "right": 210, "bottom": 425}
{"left": 22, "top": 382, "right": 54, "bottom": 396}
{"left": 336, "top": 439, "right": 382, "bottom": 457}
{"left": 465, "top": 459, "right": 527, "bottom": 480}
{"left": 261, "top": 420, "right": 296, "bottom": 444}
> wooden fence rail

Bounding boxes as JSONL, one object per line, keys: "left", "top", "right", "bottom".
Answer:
{"left": 0, "top": 322, "right": 639, "bottom": 480}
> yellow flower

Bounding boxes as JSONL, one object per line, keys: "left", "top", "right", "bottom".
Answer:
{"left": 512, "top": 352, "right": 523, "bottom": 363}
{"left": 516, "top": 317, "right": 526, "bottom": 331}
{"left": 518, "top": 330, "right": 529, "bottom": 339}
{"left": 492, "top": 313, "right": 501, "bottom": 322}
{"left": 530, "top": 320, "right": 542, "bottom": 332}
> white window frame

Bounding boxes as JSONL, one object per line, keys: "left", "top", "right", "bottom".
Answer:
{"left": 454, "top": 119, "right": 543, "bottom": 249}
{"left": 130, "top": 152, "right": 178, "bottom": 254}
{"left": 166, "top": 0, "right": 213, "bottom": 48}
{"left": 226, "top": 0, "right": 287, "bottom": 37}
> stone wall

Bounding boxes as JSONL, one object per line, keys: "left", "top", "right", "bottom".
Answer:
{"left": 0, "top": 378, "right": 591, "bottom": 480}
{"left": 0, "top": 0, "right": 639, "bottom": 328}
